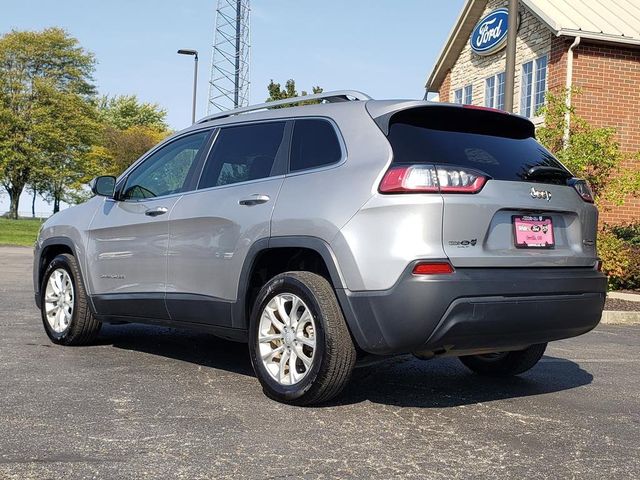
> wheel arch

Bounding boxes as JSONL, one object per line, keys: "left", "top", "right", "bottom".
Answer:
{"left": 233, "top": 236, "right": 347, "bottom": 330}
{"left": 36, "top": 237, "right": 84, "bottom": 309}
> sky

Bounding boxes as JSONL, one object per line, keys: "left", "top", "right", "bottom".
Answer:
{"left": 0, "top": 0, "right": 464, "bottom": 215}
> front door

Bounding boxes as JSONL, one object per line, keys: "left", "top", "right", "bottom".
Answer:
{"left": 86, "top": 129, "right": 212, "bottom": 319}
{"left": 166, "top": 120, "right": 290, "bottom": 328}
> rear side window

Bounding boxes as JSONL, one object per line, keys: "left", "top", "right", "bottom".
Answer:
{"left": 290, "top": 119, "right": 342, "bottom": 172}
{"left": 199, "top": 121, "right": 286, "bottom": 189}
{"left": 386, "top": 106, "right": 569, "bottom": 183}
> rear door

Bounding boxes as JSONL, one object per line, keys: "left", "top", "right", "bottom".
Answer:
{"left": 166, "top": 120, "right": 289, "bottom": 328}
{"left": 385, "top": 106, "right": 598, "bottom": 268}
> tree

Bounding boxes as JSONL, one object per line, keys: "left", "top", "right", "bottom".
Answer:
{"left": 537, "top": 88, "right": 640, "bottom": 206}
{"left": 100, "top": 125, "right": 169, "bottom": 176}
{"left": 97, "top": 94, "right": 168, "bottom": 131}
{"left": 266, "top": 79, "right": 323, "bottom": 107}
{"left": 0, "top": 28, "right": 96, "bottom": 218}
{"left": 34, "top": 85, "right": 103, "bottom": 212}
{"left": 95, "top": 94, "right": 170, "bottom": 176}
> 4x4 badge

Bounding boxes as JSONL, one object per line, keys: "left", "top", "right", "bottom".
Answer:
{"left": 530, "top": 187, "right": 552, "bottom": 201}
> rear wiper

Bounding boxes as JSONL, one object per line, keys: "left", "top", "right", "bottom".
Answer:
{"left": 526, "top": 166, "right": 572, "bottom": 180}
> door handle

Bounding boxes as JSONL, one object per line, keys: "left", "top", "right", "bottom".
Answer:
{"left": 145, "top": 206, "right": 168, "bottom": 217}
{"left": 239, "top": 194, "right": 270, "bottom": 206}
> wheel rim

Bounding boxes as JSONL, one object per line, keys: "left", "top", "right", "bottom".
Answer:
{"left": 258, "top": 293, "right": 317, "bottom": 386}
{"left": 44, "top": 268, "right": 74, "bottom": 334}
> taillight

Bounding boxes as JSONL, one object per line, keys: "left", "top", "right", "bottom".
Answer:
{"left": 412, "top": 262, "right": 454, "bottom": 275}
{"left": 379, "top": 165, "right": 438, "bottom": 193}
{"left": 437, "top": 168, "right": 487, "bottom": 193}
{"left": 568, "top": 178, "right": 594, "bottom": 203}
{"left": 379, "top": 165, "right": 487, "bottom": 194}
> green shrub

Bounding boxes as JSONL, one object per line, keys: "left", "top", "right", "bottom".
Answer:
{"left": 598, "top": 225, "right": 640, "bottom": 290}
{"left": 611, "top": 223, "right": 640, "bottom": 247}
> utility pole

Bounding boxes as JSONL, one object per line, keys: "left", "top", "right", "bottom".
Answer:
{"left": 503, "top": 0, "right": 518, "bottom": 112}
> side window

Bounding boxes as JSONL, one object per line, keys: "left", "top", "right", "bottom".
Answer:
{"left": 199, "top": 121, "right": 286, "bottom": 189}
{"left": 289, "top": 119, "right": 342, "bottom": 172}
{"left": 122, "top": 131, "right": 209, "bottom": 200}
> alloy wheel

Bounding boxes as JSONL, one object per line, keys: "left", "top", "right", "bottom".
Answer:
{"left": 258, "top": 293, "right": 316, "bottom": 386}
{"left": 44, "top": 268, "right": 74, "bottom": 333}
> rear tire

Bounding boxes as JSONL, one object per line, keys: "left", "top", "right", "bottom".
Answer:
{"left": 458, "top": 343, "right": 547, "bottom": 376}
{"left": 41, "top": 253, "right": 101, "bottom": 346}
{"left": 249, "top": 271, "right": 356, "bottom": 406}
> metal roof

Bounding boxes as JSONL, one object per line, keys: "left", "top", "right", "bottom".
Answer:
{"left": 525, "top": 0, "right": 640, "bottom": 45}
{"left": 425, "top": 0, "right": 640, "bottom": 92}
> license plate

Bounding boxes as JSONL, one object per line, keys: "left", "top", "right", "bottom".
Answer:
{"left": 513, "top": 215, "right": 554, "bottom": 248}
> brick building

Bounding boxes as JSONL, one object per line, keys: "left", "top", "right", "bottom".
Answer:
{"left": 425, "top": 0, "right": 640, "bottom": 224}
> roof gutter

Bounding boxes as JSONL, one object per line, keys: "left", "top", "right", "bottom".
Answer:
{"left": 563, "top": 36, "right": 581, "bottom": 147}
{"left": 557, "top": 30, "right": 640, "bottom": 47}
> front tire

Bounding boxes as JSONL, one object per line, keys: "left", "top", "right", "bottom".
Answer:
{"left": 458, "top": 343, "right": 547, "bottom": 376}
{"left": 249, "top": 271, "right": 356, "bottom": 406}
{"left": 41, "top": 253, "right": 101, "bottom": 345}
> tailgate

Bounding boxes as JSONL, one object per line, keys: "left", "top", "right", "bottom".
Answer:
{"left": 442, "top": 179, "right": 597, "bottom": 267}
{"left": 382, "top": 104, "right": 599, "bottom": 268}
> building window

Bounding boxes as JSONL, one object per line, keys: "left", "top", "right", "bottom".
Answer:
{"left": 496, "top": 72, "right": 505, "bottom": 110}
{"left": 485, "top": 76, "right": 495, "bottom": 108}
{"left": 464, "top": 85, "right": 473, "bottom": 104}
{"left": 534, "top": 55, "right": 548, "bottom": 113}
{"left": 521, "top": 61, "right": 534, "bottom": 117}
{"left": 464, "top": 85, "right": 473, "bottom": 105}
{"left": 520, "top": 55, "right": 548, "bottom": 118}
{"left": 484, "top": 73, "right": 505, "bottom": 110}
{"left": 453, "top": 85, "right": 473, "bottom": 105}
{"left": 454, "top": 88, "right": 463, "bottom": 104}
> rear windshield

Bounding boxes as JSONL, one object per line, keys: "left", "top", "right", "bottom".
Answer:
{"left": 386, "top": 106, "right": 570, "bottom": 183}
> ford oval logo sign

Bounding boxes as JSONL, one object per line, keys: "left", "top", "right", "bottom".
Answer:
{"left": 470, "top": 8, "right": 515, "bottom": 56}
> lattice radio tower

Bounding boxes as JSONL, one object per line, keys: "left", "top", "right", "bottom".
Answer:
{"left": 207, "top": 0, "right": 250, "bottom": 113}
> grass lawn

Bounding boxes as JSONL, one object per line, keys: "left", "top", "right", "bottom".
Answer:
{"left": 0, "top": 217, "right": 44, "bottom": 247}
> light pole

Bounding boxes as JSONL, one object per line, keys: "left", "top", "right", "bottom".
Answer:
{"left": 177, "top": 49, "right": 198, "bottom": 124}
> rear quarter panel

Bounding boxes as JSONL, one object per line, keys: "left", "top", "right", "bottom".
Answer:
{"left": 271, "top": 103, "right": 394, "bottom": 289}
{"left": 333, "top": 193, "right": 445, "bottom": 291}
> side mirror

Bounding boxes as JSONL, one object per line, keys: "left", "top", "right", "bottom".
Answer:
{"left": 91, "top": 176, "right": 116, "bottom": 197}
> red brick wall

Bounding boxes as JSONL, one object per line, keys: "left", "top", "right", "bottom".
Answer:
{"left": 548, "top": 37, "right": 569, "bottom": 91}
{"left": 549, "top": 38, "right": 640, "bottom": 225}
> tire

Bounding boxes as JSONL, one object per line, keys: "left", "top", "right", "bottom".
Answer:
{"left": 458, "top": 343, "right": 547, "bottom": 376}
{"left": 248, "top": 271, "right": 356, "bottom": 406}
{"left": 40, "top": 253, "right": 101, "bottom": 346}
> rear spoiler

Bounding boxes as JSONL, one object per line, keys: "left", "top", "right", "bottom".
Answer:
{"left": 365, "top": 100, "right": 535, "bottom": 138}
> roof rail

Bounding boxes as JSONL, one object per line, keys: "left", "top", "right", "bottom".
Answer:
{"left": 197, "top": 90, "right": 371, "bottom": 124}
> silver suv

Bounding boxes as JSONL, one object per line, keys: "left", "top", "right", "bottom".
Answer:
{"left": 33, "top": 90, "right": 606, "bottom": 405}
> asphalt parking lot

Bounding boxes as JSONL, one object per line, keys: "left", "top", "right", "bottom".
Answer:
{"left": 1, "top": 246, "right": 639, "bottom": 479}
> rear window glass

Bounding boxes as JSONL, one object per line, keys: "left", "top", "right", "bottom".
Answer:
{"left": 290, "top": 119, "right": 342, "bottom": 172}
{"left": 386, "top": 106, "right": 569, "bottom": 183}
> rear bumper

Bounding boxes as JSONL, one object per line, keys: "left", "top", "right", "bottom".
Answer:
{"left": 337, "top": 266, "right": 606, "bottom": 356}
